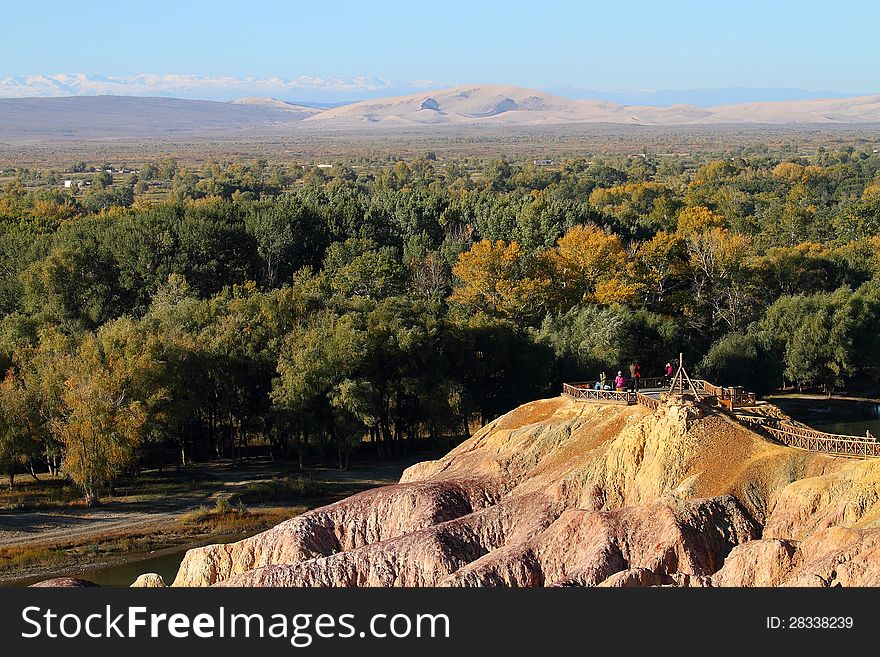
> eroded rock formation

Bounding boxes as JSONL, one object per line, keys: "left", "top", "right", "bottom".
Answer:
{"left": 171, "top": 396, "right": 880, "bottom": 587}
{"left": 30, "top": 577, "right": 99, "bottom": 587}
{"left": 131, "top": 573, "right": 166, "bottom": 587}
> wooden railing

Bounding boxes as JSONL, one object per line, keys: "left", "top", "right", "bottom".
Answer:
{"left": 694, "top": 380, "right": 723, "bottom": 397}
{"left": 561, "top": 383, "right": 634, "bottom": 405}
{"left": 691, "top": 380, "right": 757, "bottom": 406}
{"left": 737, "top": 416, "right": 880, "bottom": 459}
{"left": 564, "top": 378, "right": 757, "bottom": 409}
{"left": 561, "top": 382, "right": 659, "bottom": 410}
{"left": 637, "top": 376, "right": 667, "bottom": 389}
{"left": 635, "top": 391, "right": 660, "bottom": 410}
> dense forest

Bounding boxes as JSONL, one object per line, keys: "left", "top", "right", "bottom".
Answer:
{"left": 1, "top": 147, "right": 880, "bottom": 501}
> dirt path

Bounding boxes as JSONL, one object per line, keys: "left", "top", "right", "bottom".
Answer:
{"left": 0, "top": 508, "right": 193, "bottom": 548}
{"left": 0, "top": 457, "right": 421, "bottom": 549}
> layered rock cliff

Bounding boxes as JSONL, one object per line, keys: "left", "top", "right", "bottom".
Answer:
{"left": 171, "top": 396, "right": 880, "bottom": 587}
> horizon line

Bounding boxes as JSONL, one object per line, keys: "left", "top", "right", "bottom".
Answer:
{"left": 0, "top": 74, "right": 873, "bottom": 108}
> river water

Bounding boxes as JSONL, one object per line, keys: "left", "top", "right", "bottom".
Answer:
{"left": 78, "top": 548, "right": 192, "bottom": 586}
{"left": 816, "top": 417, "right": 880, "bottom": 437}
{"left": 12, "top": 531, "right": 253, "bottom": 587}
{"left": 814, "top": 403, "right": 880, "bottom": 437}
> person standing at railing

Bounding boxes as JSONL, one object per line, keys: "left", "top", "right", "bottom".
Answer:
{"left": 615, "top": 371, "right": 626, "bottom": 392}
{"left": 595, "top": 371, "right": 607, "bottom": 390}
{"left": 664, "top": 362, "right": 673, "bottom": 385}
{"left": 629, "top": 361, "right": 642, "bottom": 392}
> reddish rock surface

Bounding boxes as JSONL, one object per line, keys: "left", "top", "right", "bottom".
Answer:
{"left": 169, "top": 396, "right": 880, "bottom": 587}
{"left": 712, "top": 527, "right": 880, "bottom": 586}
{"left": 30, "top": 577, "right": 99, "bottom": 587}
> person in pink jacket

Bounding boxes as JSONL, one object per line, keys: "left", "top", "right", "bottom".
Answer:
{"left": 614, "top": 371, "right": 627, "bottom": 392}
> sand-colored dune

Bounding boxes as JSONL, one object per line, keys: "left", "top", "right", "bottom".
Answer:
{"left": 302, "top": 84, "right": 880, "bottom": 127}
{"left": 228, "top": 96, "right": 323, "bottom": 114}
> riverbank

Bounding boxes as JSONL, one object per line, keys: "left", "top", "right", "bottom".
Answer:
{"left": 0, "top": 505, "right": 297, "bottom": 585}
{"left": 0, "top": 456, "right": 423, "bottom": 586}
{"left": 767, "top": 392, "right": 880, "bottom": 424}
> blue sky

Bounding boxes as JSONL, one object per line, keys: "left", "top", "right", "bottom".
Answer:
{"left": 3, "top": 0, "right": 878, "bottom": 102}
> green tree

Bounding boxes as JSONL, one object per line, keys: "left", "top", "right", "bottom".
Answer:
{"left": 245, "top": 195, "right": 327, "bottom": 288}
{"left": 322, "top": 238, "right": 407, "bottom": 301}
{"left": 21, "top": 243, "right": 122, "bottom": 331}
{"left": 700, "top": 332, "right": 779, "bottom": 394}
{"left": 0, "top": 370, "right": 41, "bottom": 488}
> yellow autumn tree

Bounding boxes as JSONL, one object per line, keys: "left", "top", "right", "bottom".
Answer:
{"left": 589, "top": 182, "right": 675, "bottom": 229}
{"left": 592, "top": 278, "right": 641, "bottom": 306}
{"left": 772, "top": 162, "right": 826, "bottom": 184}
{"left": 686, "top": 227, "right": 754, "bottom": 331}
{"left": 864, "top": 235, "right": 880, "bottom": 276}
{"left": 692, "top": 159, "right": 741, "bottom": 184}
{"left": 549, "top": 224, "right": 635, "bottom": 306}
{"left": 862, "top": 182, "right": 880, "bottom": 203}
{"left": 632, "top": 231, "right": 691, "bottom": 309}
{"left": 53, "top": 323, "right": 163, "bottom": 504}
{"left": 676, "top": 206, "right": 726, "bottom": 235}
{"left": 451, "top": 240, "right": 552, "bottom": 320}
{"left": 31, "top": 199, "right": 79, "bottom": 225}
{"left": 0, "top": 370, "right": 41, "bottom": 490}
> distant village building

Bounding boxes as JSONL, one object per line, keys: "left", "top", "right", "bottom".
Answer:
{"left": 317, "top": 163, "right": 333, "bottom": 169}
{"left": 533, "top": 159, "right": 554, "bottom": 166}
{"left": 63, "top": 180, "right": 73, "bottom": 188}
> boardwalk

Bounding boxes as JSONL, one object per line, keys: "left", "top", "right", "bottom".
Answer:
{"left": 735, "top": 415, "right": 880, "bottom": 459}
{"left": 562, "top": 377, "right": 880, "bottom": 459}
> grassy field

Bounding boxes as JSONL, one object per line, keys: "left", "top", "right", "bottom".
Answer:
{"left": 4, "top": 123, "right": 880, "bottom": 169}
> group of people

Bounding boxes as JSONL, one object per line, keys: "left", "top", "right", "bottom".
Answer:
{"left": 594, "top": 361, "right": 676, "bottom": 392}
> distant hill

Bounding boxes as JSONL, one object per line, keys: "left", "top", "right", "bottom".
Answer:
{"left": 1, "top": 86, "right": 879, "bottom": 141}
{"left": 702, "top": 94, "right": 880, "bottom": 124}
{"left": 227, "top": 96, "right": 324, "bottom": 114}
{"left": 549, "top": 86, "right": 863, "bottom": 108}
{"left": 303, "top": 84, "right": 880, "bottom": 128}
{"left": 0, "top": 95, "right": 313, "bottom": 140}
{"left": 304, "top": 85, "right": 616, "bottom": 126}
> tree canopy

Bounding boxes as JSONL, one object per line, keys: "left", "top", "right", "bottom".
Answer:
{"left": 2, "top": 148, "right": 880, "bottom": 497}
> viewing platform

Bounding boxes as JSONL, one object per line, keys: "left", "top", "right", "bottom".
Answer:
{"left": 563, "top": 372, "right": 879, "bottom": 459}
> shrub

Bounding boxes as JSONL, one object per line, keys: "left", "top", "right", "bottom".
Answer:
{"left": 235, "top": 476, "right": 327, "bottom": 504}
